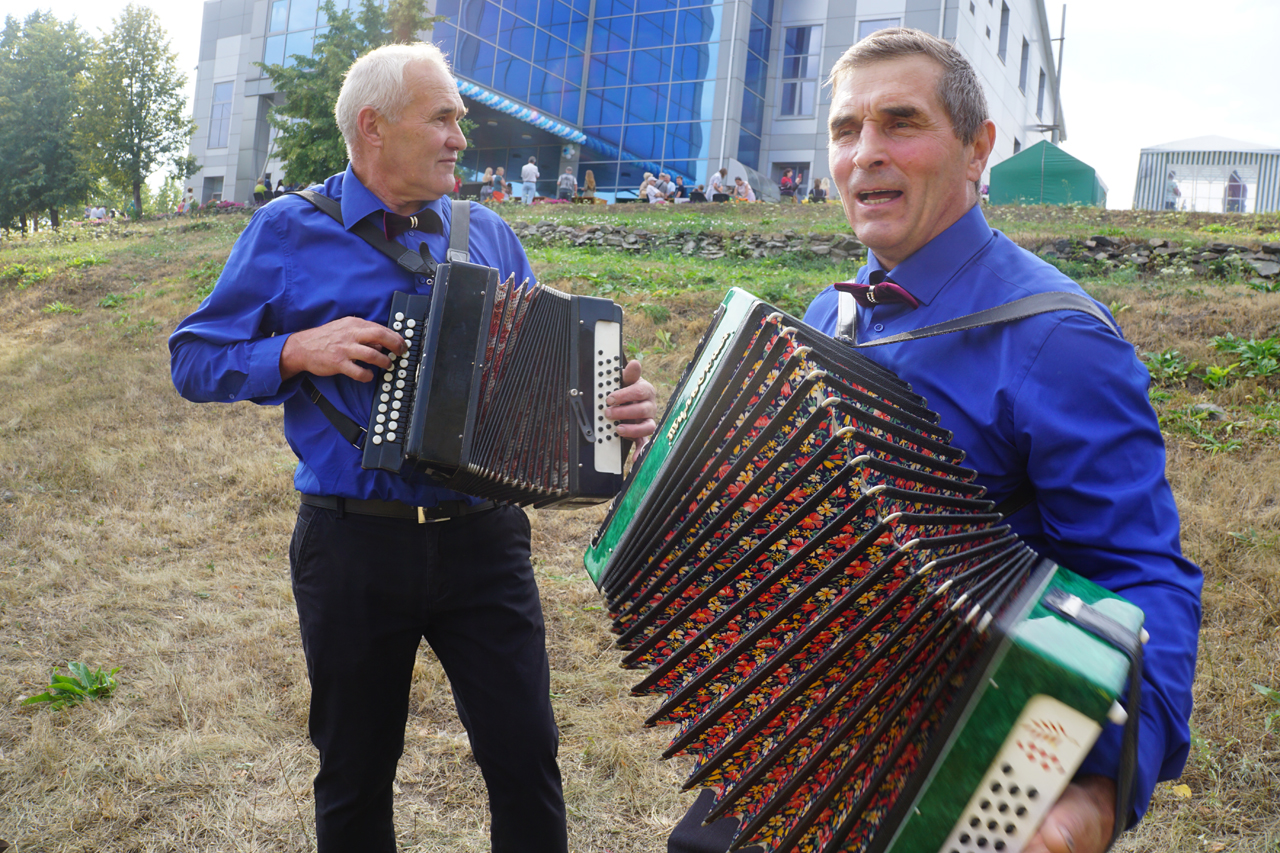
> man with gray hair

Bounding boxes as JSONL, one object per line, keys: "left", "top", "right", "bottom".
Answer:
{"left": 170, "top": 41, "right": 657, "bottom": 852}
{"left": 670, "top": 27, "right": 1199, "bottom": 853}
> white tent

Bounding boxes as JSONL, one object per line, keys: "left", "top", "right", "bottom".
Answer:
{"left": 1133, "top": 136, "right": 1280, "bottom": 213}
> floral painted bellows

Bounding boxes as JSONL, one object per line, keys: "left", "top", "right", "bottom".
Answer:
{"left": 586, "top": 290, "right": 1145, "bottom": 853}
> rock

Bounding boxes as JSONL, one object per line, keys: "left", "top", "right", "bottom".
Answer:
{"left": 1191, "top": 403, "right": 1227, "bottom": 421}
{"left": 1089, "top": 235, "right": 1116, "bottom": 248}
{"left": 1262, "top": 242, "right": 1280, "bottom": 255}
{"left": 1246, "top": 259, "right": 1280, "bottom": 277}
{"left": 811, "top": 245, "right": 831, "bottom": 255}
{"left": 1148, "top": 238, "right": 1167, "bottom": 248}
{"left": 1054, "top": 238, "right": 1072, "bottom": 254}
{"left": 1083, "top": 239, "right": 1097, "bottom": 249}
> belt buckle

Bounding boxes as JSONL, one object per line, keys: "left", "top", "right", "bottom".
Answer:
{"left": 417, "top": 506, "right": 448, "bottom": 524}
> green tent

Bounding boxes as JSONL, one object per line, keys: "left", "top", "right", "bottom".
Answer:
{"left": 989, "top": 141, "right": 1107, "bottom": 206}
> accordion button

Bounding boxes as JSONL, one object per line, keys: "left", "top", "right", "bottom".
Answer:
{"left": 376, "top": 414, "right": 385, "bottom": 424}
{"left": 395, "top": 312, "right": 405, "bottom": 321}
{"left": 398, "top": 369, "right": 407, "bottom": 378}
{"left": 379, "top": 404, "right": 388, "bottom": 413}
{"left": 388, "top": 432, "right": 397, "bottom": 441}
{"left": 393, "top": 322, "right": 403, "bottom": 331}
{"left": 382, "top": 383, "right": 391, "bottom": 392}
{"left": 383, "top": 373, "right": 393, "bottom": 382}
{"left": 371, "top": 435, "right": 382, "bottom": 445}
{"left": 381, "top": 393, "right": 390, "bottom": 403}
{"left": 406, "top": 319, "right": 416, "bottom": 328}
{"left": 397, "top": 380, "right": 406, "bottom": 389}
{"left": 405, "top": 329, "right": 415, "bottom": 338}
{"left": 392, "top": 400, "right": 401, "bottom": 409}
{"left": 395, "top": 390, "right": 404, "bottom": 399}
{"left": 374, "top": 424, "right": 383, "bottom": 433}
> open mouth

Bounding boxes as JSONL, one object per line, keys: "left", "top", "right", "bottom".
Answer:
{"left": 858, "top": 190, "right": 902, "bottom": 205}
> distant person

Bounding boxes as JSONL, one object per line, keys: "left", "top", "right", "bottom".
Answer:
{"left": 276, "top": 179, "right": 287, "bottom": 196}
{"left": 672, "top": 175, "right": 688, "bottom": 201}
{"left": 557, "top": 167, "right": 577, "bottom": 200}
{"left": 493, "top": 166, "right": 508, "bottom": 201}
{"left": 480, "top": 167, "right": 495, "bottom": 202}
{"left": 180, "top": 187, "right": 196, "bottom": 214}
{"left": 709, "top": 167, "right": 727, "bottom": 199}
{"left": 656, "top": 172, "right": 675, "bottom": 199}
{"left": 778, "top": 167, "right": 796, "bottom": 202}
{"left": 733, "top": 176, "right": 755, "bottom": 202}
{"left": 521, "top": 156, "right": 539, "bottom": 204}
{"left": 643, "top": 176, "right": 666, "bottom": 204}
{"left": 1164, "top": 170, "right": 1181, "bottom": 210}
{"left": 580, "top": 169, "right": 596, "bottom": 200}
{"left": 254, "top": 180, "right": 268, "bottom": 204}
{"left": 688, "top": 184, "right": 708, "bottom": 203}
{"left": 1224, "top": 170, "right": 1247, "bottom": 213}
{"left": 809, "top": 177, "right": 828, "bottom": 203}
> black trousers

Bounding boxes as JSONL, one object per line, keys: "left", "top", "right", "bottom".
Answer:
{"left": 289, "top": 502, "right": 567, "bottom": 853}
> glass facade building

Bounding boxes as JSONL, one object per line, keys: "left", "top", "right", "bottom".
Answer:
{"left": 186, "top": 0, "right": 1066, "bottom": 206}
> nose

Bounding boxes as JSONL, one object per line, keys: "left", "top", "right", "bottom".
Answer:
{"left": 852, "top": 123, "right": 889, "bottom": 171}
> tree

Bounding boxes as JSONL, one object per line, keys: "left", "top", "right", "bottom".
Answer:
{"left": 0, "top": 12, "right": 95, "bottom": 232}
{"left": 260, "top": 0, "right": 442, "bottom": 184}
{"left": 79, "top": 5, "right": 192, "bottom": 218}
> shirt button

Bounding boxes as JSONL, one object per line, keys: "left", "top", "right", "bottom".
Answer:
{"left": 874, "top": 323, "right": 884, "bottom": 332}
{"left": 416, "top": 276, "right": 427, "bottom": 285}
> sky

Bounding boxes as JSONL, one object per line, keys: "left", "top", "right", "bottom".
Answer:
{"left": 3, "top": 0, "right": 1279, "bottom": 208}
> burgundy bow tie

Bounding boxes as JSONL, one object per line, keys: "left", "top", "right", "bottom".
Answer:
{"left": 833, "top": 270, "right": 920, "bottom": 309}
{"left": 382, "top": 209, "right": 443, "bottom": 241}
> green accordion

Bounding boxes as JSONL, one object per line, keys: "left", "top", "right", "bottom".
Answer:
{"left": 585, "top": 288, "right": 1145, "bottom": 853}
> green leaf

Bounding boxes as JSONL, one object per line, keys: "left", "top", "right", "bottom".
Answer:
{"left": 1255, "top": 684, "right": 1280, "bottom": 705}
{"left": 22, "top": 692, "right": 56, "bottom": 705}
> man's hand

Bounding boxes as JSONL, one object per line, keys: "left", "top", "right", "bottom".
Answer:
{"left": 280, "top": 316, "right": 406, "bottom": 382}
{"left": 605, "top": 359, "right": 657, "bottom": 447}
{"left": 1024, "top": 775, "right": 1116, "bottom": 853}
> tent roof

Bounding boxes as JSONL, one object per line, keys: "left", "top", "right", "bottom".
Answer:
{"left": 1142, "top": 135, "right": 1280, "bottom": 154}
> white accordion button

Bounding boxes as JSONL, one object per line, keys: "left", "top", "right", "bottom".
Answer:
{"left": 387, "top": 432, "right": 396, "bottom": 442}
{"left": 394, "top": 390, "right": 404, "bottom": 399}
{"left": 395, "top": 312, "right": 405, "bottom": 321}
{"left": 380, "top": 393, "right": 390, "bottom": 403}
{"left": 373, "top": 424, "right": 383, "bottom": 433}
{"left": 405, "top": 329, "right": 414, "bottom": 338}
{"left": 406, "top": 319, "right": 416, "bottom": 328}
{"left": 371, "top": 435, "right": 382, "bottom": 445}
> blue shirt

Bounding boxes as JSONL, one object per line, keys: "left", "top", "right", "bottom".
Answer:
{"left": 805, "top": 205, "right": 1201, "bottom": 825}
{"left": 169, "top": 164, "right": 536, "bottom": 506}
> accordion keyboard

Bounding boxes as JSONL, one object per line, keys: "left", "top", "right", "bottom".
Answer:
{"left": 364, "top": 292, "right": 431, "bottom": 468}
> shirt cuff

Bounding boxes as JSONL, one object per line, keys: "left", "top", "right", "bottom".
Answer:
{"left": 247, "top": 333, "right": 292, "bottom": 400}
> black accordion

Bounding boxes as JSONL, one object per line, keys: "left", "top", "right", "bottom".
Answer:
{"left": 585, "top": 288, "right": 1145, "bottom": 853}
{"left": 362, "top": 259, "right": 627, "bottom": 508}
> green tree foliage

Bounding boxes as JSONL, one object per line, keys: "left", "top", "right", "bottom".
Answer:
{"left": 259, "top": 0, "right": 441, "bottom": 184}
{"left": 0, "top": 11, "right": 94, "bottom": 232}
{"left": 79, "top": 5, "right": 192, "bottom": 218}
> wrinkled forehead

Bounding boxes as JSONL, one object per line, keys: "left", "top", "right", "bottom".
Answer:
{"left": 829, "top": 54, "right": 944, "bottom": 114}
{"left": 405, "top": 60, "right": 466, "bottom": 114}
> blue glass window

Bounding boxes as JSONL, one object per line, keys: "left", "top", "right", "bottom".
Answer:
{"left": 737, "top": 129, "right": 760, "bottom": 169}
{"left": 565, "top": 50, "right": 584, "bottom": 84}
{"left": 493, "top": 49, "right": 532, "bottom": 99}
{"left": 630, "top": 47, "right": 672, "bottom": 85}
{"left": 535, "top": 30, "right": 568, "bottom": 62}
{"left": 569, "top": 18, "right": 588, "bottom": 49}
{"left": 284, "top": 30, "right": 312, "bottom": 66}
{"left": 673, "top": 43, "right": 712, "bottom": 80}
{"left": 460, "top": 0, "right": 501, "bottom": 41}
{"left": 537, "top": 0, "right": 557, "bottom": 26}
{"left": 588, "top": 51, "right": 629, "bottom": 88}
{"left": 595, "top": 0, "right": 635, "bottom": 16}
{"left": 269, "top": 0, "right": 288, "bottom": 32}
{"left": 666, "top": 120, "right": 709, "bottom": 158}
{"left": 288, "top": 0, "right": 318, "bottom": 31}
{"left": 511, "top": 0, "right": 538, "bottom": 22}
{"left": 751, "top": 0, "right": 773, "bottom": 22}
{"left": 588, "top": 123, "right": 623, "bottom": 145}
{"left": 623, "top": 124, "right": 662, "bottom": 159}
{"left": 314, "top": 25, "right": 329, "bottom": 42}
{"left": 635, "top": 0, "right": 677, "bottom": 11}
{"left": 208, "top": 82, "right": 234, "bottom": 149}
{"left": 582, "top": 161, "right": 618, "bottom": 190}
{"left": 263, "top": 34, "right": 285, "bottom": 66}
{"left": 635, "top": 12, "right": 675, "bottom": 48}
{"left": 743, "top": 52, "right": 765, "bottom": 94}
{"left": 747, "top": 18, "right": 770, "bottom": 56}
{"left": 433, "top": 22, "right": 457, "bottom": 57}
{"left": 668, "top": 82, "right": 708, "bottom": 122}
{"left": 591, "top": 16, "right": 631, "bottom": 52}
{"left": 497, "top": 9, "right": 535, "bottom": 56}
{"left": 437, "top": 0, "right": 461, "bottom": 15}
{"left": 571, "top": 0, "right": 590, "bottom": 14}
{"left": 627, "top": 84, "right": 669, "bottom": 124}
{"left": 676, "top": 8, "right": 714, "bottom": 43}
{"left": 561, "top": 87, "right": 581, "bottom": 121}
{"left": 740, "top": 90, "right": 763, "bottom": 135}
{"left": 455, "top": 33, "right": 496, "bottom": 85}
{"left": 617, "top": 162, "right": 646, "bottom": 188}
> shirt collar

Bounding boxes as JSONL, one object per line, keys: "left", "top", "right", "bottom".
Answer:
{"left": 862, "top": 204, "right": 996, "bottom": 306}
{"left": 337, "top": 163, "right": 449, "bottom": 234}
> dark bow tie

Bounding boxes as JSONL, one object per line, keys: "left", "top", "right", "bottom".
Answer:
{"left": 833, "top": 270, "right": 920, "bottom": 309}
{"left": 382, "top": 208, "right": 443, "bottom": 241}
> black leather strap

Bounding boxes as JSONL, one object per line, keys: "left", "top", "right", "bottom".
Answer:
{"left": 289, "top": 189, "right": 438, "bottom": 277}
{"left": 300, "top": 493, "right": 495, "bottom": 521}
{"left": 835, "top": 290, "right": 1121, "bottom": 346}
{"left": 992, "top": 480, "right": 1036, "bottom": 520}
{"left": 1042, "top": 587, "right": 1145, "bottom": 848}
{"left": 285, "top": 194, "right": 475, "bottom": 452}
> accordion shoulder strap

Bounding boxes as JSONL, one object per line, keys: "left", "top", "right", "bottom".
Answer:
{"left": 285, "top": 195, "right": 473, "bottom": 450}
{"left": 289, "top": 189, "right": 438, "bottom": 277}
{"left": 835, "top": 289, "right": 1121, "bottom": 346}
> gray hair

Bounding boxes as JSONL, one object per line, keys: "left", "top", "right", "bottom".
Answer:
{"left": 826, "top": 27, "right": 988, "bottom": 146}
{"left": 335, "top": 42, "right": 453, "bottom": 157}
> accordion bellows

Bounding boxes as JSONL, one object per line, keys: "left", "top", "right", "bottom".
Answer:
{"left": 585, "top": 288, "right": 1144, "bottom": 853}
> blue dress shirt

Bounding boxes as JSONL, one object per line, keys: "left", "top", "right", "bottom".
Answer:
{"left": 805, "top": 205, "right": 1202, "bottom": 825}
{"left": 169, "top": 164, "right": 536, "bottom": 506}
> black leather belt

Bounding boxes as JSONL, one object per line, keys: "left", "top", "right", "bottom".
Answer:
{"left": 300, "top": 494, "right": 497, "bottom": 523}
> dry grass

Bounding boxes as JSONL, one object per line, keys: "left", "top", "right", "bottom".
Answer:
{"left": 0, "top": 211, "right": 1277, "bottom": 853}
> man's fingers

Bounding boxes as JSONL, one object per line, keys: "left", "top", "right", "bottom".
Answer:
{"left": 1025, "top": 777, "right": 1116, "bottom": 853}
